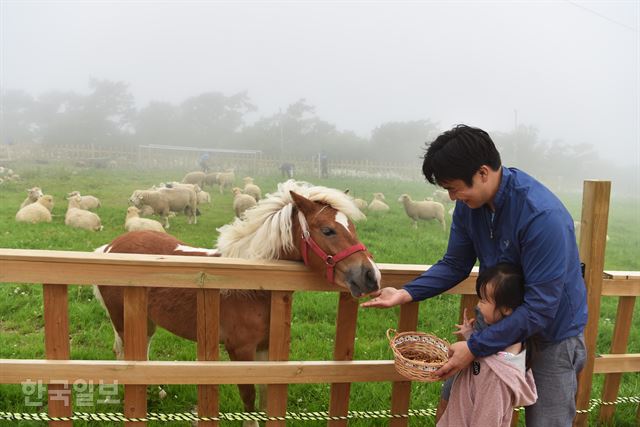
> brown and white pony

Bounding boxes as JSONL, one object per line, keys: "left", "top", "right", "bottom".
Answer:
{"left": 93, "top": 180, "right": 381, "bottom": 425}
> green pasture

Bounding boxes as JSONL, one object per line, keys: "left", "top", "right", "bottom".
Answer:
{"left": 0, "top": 162, "right": 638, "bottom": 426}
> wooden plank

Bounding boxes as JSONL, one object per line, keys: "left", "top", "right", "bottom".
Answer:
{"left": 328, "top": 293, "right": 359, "bottom": 427}
{"left": 266, "top": 291, "right": 293, "bottom": 427}
{"left": 390, "top": 302, "right": 420, "bottom": 427}
{"left": 43, "top": 284, "right": 72, "bottom": 427}
{"left": 197, "top": 289, "right": 220, "bottom": 427}
{"left": 0, "top": 359, "right": 406, "bottom": 384}
{"left": 575, "top": 180, "right": 611, "bottom": 427}
{"left": 124, "top": 287, "right": 148, "bottom": 427}
{"left": 593, "top": 354, "right": 640, "bottom": 373}
{"left": 457, "top": 295, "right": 479, "bottom": 342}
{"left": 3, "top": 250, "right": 637, "bottom": 296}
{"left": 599, "top": 296, "right": 636, "bottom": 422}
{"left": 601, "top": 278, "right": 640, "bottom": 296}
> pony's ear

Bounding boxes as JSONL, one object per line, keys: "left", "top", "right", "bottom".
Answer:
{"left": 290, "top": 191, "right": 317, "bottom": 216}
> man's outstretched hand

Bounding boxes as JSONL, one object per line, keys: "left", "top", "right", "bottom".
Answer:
{"left": 359, "top": 287, "right": 413, "bottom": 308}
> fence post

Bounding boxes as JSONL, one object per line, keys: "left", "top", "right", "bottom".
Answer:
{"left": 574, "top": 180, "right": 611, "bottom": 427}
{"left": 598, "top": 294, "right": 636, "bottom": 422}
{"left": 197, "top": 289, "right": 221, "bottom": 427}
{"left": 266, "top": 291, "right": 293, "bottom": 427}
{"left": 328, "top": 292, "right": 359, "bottom": 427}
{"left": 43, "top": 284, "right": 72, "bottom": 427}
{"left": 124, "top": 287, "right": 148, "bottom": 427}
{"left": 389, "top": 302, "right": 420, "bottom": 427}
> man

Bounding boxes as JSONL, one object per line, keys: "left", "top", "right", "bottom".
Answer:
{"left": 361, "top": 125, "right": 587, "bottom": 426}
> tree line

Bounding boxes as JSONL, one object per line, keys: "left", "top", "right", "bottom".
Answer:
{"left": 2, "top": 78, "right": 629, "bottom": 192}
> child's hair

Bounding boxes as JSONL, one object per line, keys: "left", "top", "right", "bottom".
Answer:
{"left": 475, "top": 263, "right": 525, "bottom": 312}
{"left": 476, "top": 263, "right": 534, "bottom": 368}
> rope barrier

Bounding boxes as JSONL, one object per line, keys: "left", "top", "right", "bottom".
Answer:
{"left": 0, "top": 396, "right": 637, "bottom": 423}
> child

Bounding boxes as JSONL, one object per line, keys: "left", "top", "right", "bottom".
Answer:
{"left": 437, "top": 263, "right": 538, "bottom": 427}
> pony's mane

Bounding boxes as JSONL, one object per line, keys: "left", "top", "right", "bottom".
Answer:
{"left": 216, "top": 180, "right": 365, "bottom": 259}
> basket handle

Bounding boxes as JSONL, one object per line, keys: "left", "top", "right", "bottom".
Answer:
{"left": 386, "top": 328, "right": 398, "bottom": 343}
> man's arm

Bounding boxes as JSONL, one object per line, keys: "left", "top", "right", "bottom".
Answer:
{"left": 468, "top": 209, "right": 568, "bottom": 356}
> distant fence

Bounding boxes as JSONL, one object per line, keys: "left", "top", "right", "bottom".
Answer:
{"left": 2, "top": 143, "right": 424, "bottom": 181}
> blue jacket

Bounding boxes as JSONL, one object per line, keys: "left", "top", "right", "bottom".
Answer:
{"left": 404, "top": 167, "right": 587, "bottom": 357}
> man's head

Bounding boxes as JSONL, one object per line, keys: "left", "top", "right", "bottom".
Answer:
{"left": 422, "top": 125, "right": 502, "bottom": 209}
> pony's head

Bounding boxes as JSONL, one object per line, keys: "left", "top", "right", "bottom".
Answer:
{"left": 289, "top": 190, "right": 380, "bottom": 298}
{"left": 216, "top": 180, "right": 381, "bottom": 298}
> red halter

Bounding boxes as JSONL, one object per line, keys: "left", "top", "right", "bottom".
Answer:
{"left": 298, "top": 211, "right": 368, "bottom": 284}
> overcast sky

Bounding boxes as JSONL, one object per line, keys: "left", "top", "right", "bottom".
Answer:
{"left": 1, "top": 1, "right": 638, "bottom": 167}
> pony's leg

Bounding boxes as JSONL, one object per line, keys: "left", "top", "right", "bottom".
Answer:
{"left": 255, "top": 349, "right": 269, "bottom": 411}
{"left": 227, "top": 346, "right": 259, "bottom": 427}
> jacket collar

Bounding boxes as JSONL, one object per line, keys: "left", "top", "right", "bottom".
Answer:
{"left": 491, "top": 167, "right": 511, "bottom": 211}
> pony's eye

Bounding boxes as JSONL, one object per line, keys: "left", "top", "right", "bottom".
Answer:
{"left": 321, "top": 227, "right": 336, "bottom": 236}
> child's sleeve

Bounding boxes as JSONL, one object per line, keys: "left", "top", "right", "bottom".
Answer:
{"left": 469, "top": 375, "right": 514, "bottom": 427}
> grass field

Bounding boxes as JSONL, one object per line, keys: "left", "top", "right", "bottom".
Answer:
{"left": 0, "top": 162, "right": 638, "bottom": 426}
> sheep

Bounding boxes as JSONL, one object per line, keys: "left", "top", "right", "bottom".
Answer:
{"left": 20, "top": 187, "right": 44, "bottom": 209}
{"left": 129, "top": 187, "right": 197, "bottom": 228}
{"left": 182, "top": 171, "right": 206, "bottom": 188}
{"left": 15, "top": 195, "right": 54, "bottom": 224}
{"left": 204, "top": 172, "right": 219, "bottom": 187}
{"left": 197, "top": 190, "right": 211, "bottom": 204}
{"left": 216, "top": 171, "right": 235, "bottom": 194}
{"left": 432, "top": 189, "right": 452, "bottom": 204}
{"left": 398, "top": 194, "right": 446, "bottom": 230}
{"left": 124, "top": 206, "right": 166, "bottom": 233}
{"left": 368, "top": 192, "right": 390, "bottom": 212}
{"left": 65, "top": 195, "right": 103, "bottom": 231}
{"left": 66, "top": 191, "right": 101, "bottom": 210}
{"left": 243, "top": 177, "right": 262, "bottom": 201}
{"left": 232, "top": 187, "right": 257, "bottom": 218}
{"left": 343, "top": 188, "right": 368, "bottom": 212}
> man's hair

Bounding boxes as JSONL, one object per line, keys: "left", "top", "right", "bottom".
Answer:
{"left": 475, "top": 263, "right": 524, "bottom": 313}
{"left": 422, "top": 124, "right": 501, "bottom": 186}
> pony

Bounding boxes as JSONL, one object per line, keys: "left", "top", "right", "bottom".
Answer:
{"left": 93, "top": 180, "right": 381, "bottom": 426}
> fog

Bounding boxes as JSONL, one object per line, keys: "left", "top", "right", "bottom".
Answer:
{"left": 1, "top": 1, "right": 638, "bottom": 189}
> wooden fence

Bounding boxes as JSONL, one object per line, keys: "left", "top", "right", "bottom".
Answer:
{"left": 0, "top": 180, "right": 638, "bottom": 426}
{"left": 3, "top": 143, "right": 424, "bottom": 181}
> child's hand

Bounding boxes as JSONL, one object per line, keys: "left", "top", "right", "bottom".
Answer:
{"left": 453, "top": 308, "right": 475, "bottom": 340}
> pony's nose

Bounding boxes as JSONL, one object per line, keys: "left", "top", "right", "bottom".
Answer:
{"left": 346, "top": 265, "right": 380, "bottom": 298}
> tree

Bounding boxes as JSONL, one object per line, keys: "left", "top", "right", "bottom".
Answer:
{"left": 370, "top": 120, "right": 440, "bottom": 162}
{"left": 0, "top": 89, "right": 37, "bottom": 144}
{"left": 179, "top": 91, "right": 256, "bottom": 148}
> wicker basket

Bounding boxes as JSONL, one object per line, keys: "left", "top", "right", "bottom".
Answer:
{"left": 387, "top": 328, "right": 450, "bottom": 382}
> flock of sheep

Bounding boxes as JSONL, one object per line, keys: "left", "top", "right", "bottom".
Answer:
{"left": 15, "top": 187, "right": 104, "bottom": 231}
{"left": 13, "top": 170, "right": 270, "bottom": 234}
{"left": 349, "top": 188, "right": 452, "bottom": 229}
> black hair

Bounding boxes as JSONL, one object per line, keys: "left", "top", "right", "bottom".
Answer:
{"left": 476, "top": 263, "right": 524, "bottom": 311}
{"left": 422, "top": 124, "right": 502, "bottom": 187}
{"left": 476, "top": 263, "right": 534, "bottom": 368}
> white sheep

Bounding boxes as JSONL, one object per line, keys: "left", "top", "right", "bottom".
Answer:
{"left": 216, "top": 171, "right": 235, "bottom": 194}
{"left": 16, "top": 195, "right": 54, "bottom": 224}
{"left": 398, "top": 194, "right": 446, "bottom": 230}
{"left": 354, "top": 198, "right": 368, "bottom": 211}
{"left": 129, "top": 190, "right": 172, "bottom": 228}
{"left": 368, "top": 193, "right": 390, "bottom": 212}
{"left": 197, "top": 190, "right": 211, "bottom": 204}
{"left": 65, "top": 195, "right": 103, "bottom": 231}
{"left": 243, "top": 177, "right": 262, "bottom": 201}
{"left": 20, "top": 187, "right": 44, "bottom": 209}
{"left": 232, "top": 187, "right": 257, "bottom": 218}
{"left": 66, "top": 191, "right": 101, "bottom": 210}
{"left": 124, "top": 206, "right": 166, "bottom": 233}
{"left": 182, "top": 171, "right": 206, "bottom": 188}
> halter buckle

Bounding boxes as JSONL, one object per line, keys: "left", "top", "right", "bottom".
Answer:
{"left": 325, "top": 255, "right": 335, "bottom": 266}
